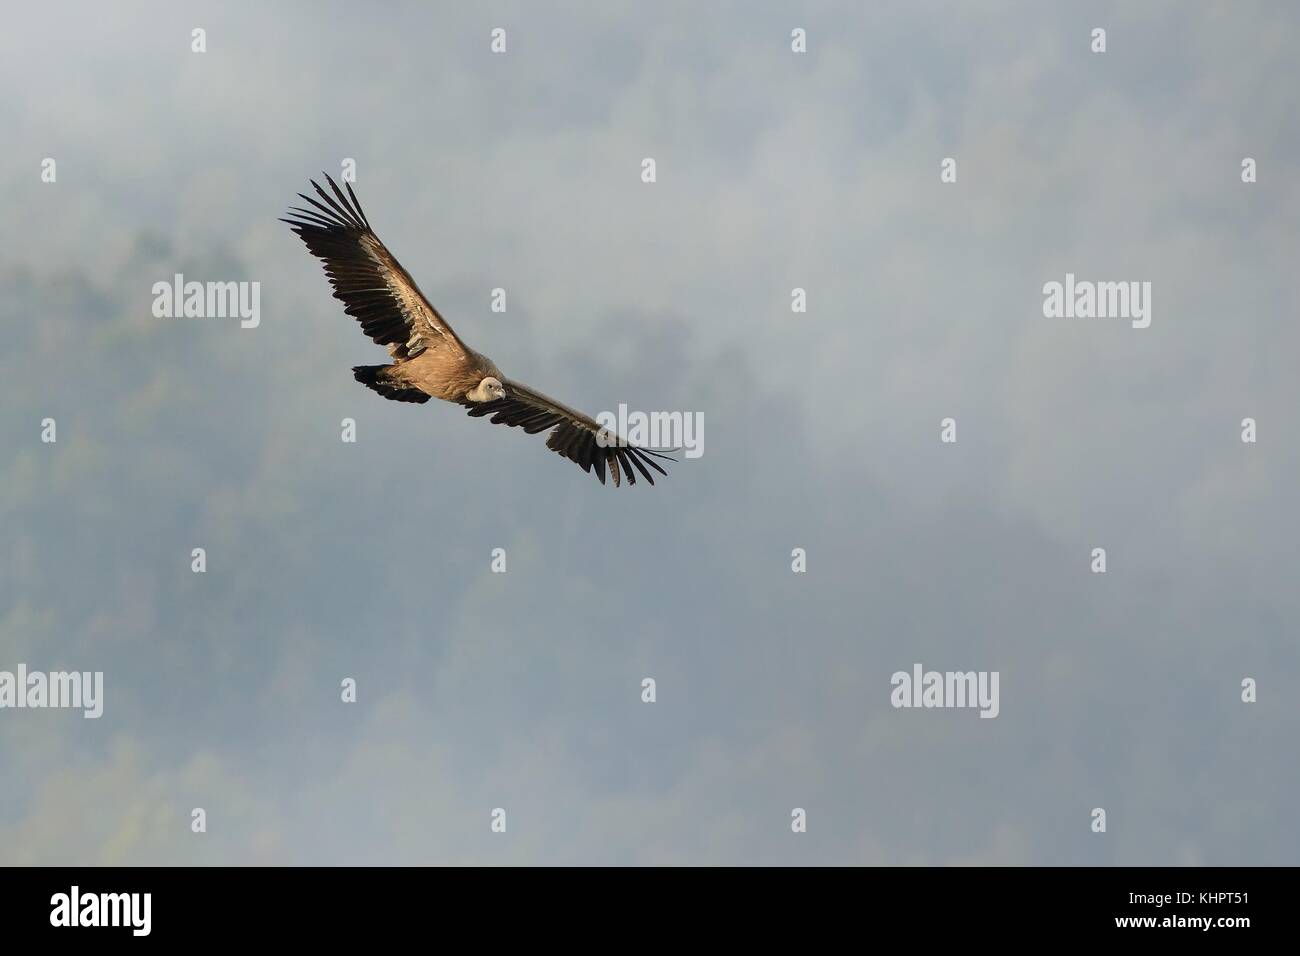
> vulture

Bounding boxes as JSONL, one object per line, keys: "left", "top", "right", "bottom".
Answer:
{"left": 283, "top": 175, "right": 673, "bottom": 486}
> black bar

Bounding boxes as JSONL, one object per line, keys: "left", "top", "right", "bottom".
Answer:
{"left": 0, "top": 866, "right": 1277, "bottom": 941}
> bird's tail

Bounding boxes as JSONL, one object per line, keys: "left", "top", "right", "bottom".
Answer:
{"left": 352, "top": 365, "right": 431, "bottom": 404}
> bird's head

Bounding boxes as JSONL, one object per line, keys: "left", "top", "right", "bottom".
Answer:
{"left": 469, "top": 376, "right": 507, "bottom": 403}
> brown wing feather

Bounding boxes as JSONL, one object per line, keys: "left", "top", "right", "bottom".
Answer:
{"left": 464, "top": 380, "right": 674, "bottom": 488}
{"left": 282, "top": 175, "right": 467, "bottom": 360}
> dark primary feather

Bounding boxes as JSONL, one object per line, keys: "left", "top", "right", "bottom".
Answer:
{"left": 465, "top": 380, "right": 675, "bottom": 487}
{"left": 281, "top": 174, "right": 465, "bottom": 360}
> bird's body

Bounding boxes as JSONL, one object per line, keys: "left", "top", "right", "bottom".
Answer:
{"left": 283, "top": 175, "right": 672, "bottom": 486}
{"left": 355, "top": 347, "right": 500, "bottom": 405}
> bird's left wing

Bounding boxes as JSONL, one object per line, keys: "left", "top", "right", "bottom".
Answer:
{"left": 465, "top": 380, "right": 675, "bottom": 487}
{"left": 282, "top": 175, "right": 468, "bottom": 360}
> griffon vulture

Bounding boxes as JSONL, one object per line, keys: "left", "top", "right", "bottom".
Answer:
{"left": 283, "top": 175, "right": 673, "bottom": 487}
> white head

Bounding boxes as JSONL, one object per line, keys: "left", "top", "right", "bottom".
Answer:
{"left": 468, "top": 376, "right": 507, "bottom": 403}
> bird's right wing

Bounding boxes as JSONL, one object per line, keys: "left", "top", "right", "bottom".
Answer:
{"left": 465, "top": 379, "right": 675, "bottom": 487}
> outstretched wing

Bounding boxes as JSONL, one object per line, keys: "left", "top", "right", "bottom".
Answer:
{"left": 465, "top": 380, "right": 675, "bottom": 487}
{"left": 282, "top": 175, "right": 467, "bottom": 360}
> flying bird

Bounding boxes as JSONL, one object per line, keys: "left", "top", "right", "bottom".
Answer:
{"left": 283, "top": 175, "right": 673, "bottom": 486}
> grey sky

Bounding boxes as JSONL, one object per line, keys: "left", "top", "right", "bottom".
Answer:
{"left": 1, "top": 1, "right": 1297, "bottom": 864}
